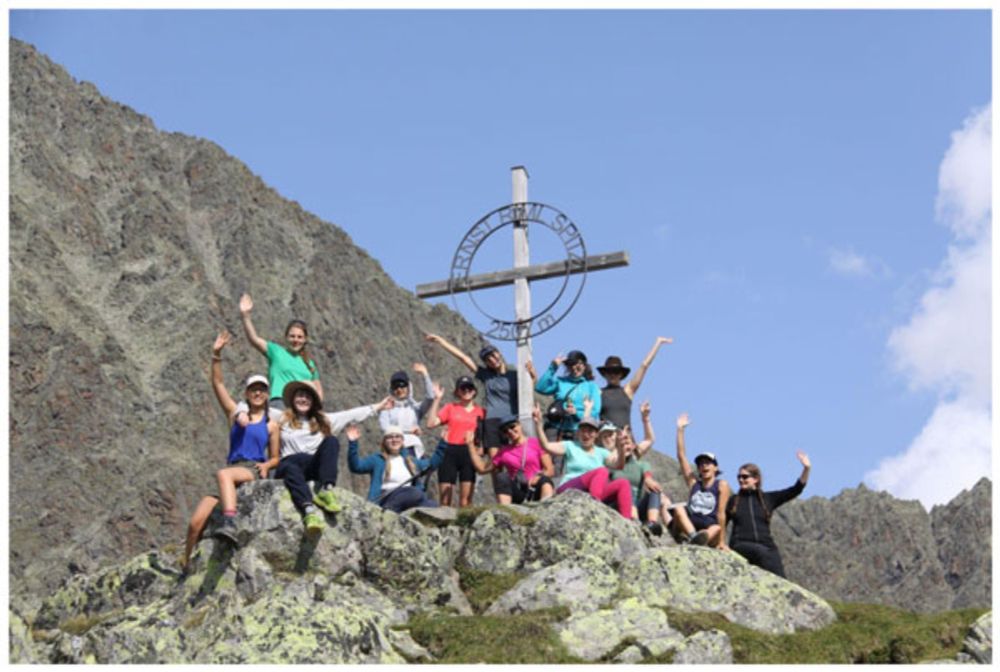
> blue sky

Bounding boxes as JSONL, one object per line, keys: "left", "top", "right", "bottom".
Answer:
{"left": 9, "top": 9, "right": 992, "bottom": 508}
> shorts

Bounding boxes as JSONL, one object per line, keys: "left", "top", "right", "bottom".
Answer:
{"left": 637, "top": 491, "right": 661, "bottom": 521}
{"left": 687, "top": 508, "right": 717, "bottom": 531}
{"left": 481, "top": 417, "right": 503, "bottom": 450}
{"left": 494, "top": 471, "right": 554, "bottom": 503}
{"left": 437, "top": 442, "right": 476, "bottom": 484}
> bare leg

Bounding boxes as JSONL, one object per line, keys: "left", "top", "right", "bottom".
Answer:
{"left": 704, "top": 524, "right": 723, "bottom": 548}
{"left": 538, "top": 482, "right": 555, "bottom": 501}
{"left": 496, "top": 493, "right": 512, "bottom": 504}
{"left": 459, "top": 480, "right": 475, "bottom": 507}
{"left": 184, "top": 496, "right": 219, "bottom": 568}
{"left": 439, "top": 483, "right": 454, "bottom": 507}
{"left": 216, "top": 466, "right": 256, "bottom": 511}
{"left": 670, "top": 506, "right": 695, "bottom": 537}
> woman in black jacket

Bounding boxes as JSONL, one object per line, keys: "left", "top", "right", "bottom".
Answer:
{"left": 725, "top": 451, "right": 811, "bottom": 578}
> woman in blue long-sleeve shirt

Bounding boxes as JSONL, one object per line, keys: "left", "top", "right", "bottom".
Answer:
{"left": 530, "top": 350, "right": 602, "bottom": 441}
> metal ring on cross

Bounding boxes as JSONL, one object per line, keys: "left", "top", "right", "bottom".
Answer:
{"left": 447, "top": 201, "right": 587, "bottom": 341}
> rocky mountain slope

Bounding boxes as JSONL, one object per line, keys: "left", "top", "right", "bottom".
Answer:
{"left": 8, "top": 37, "right": 991, "bottom": 617}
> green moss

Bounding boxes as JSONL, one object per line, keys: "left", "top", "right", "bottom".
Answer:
{"left": 454, "top": 506, "right": 489, "bottom": 527}
{"left": 497, "top": 505, "right": 538, "bottom": 526}
{"left": 663, "top": 602, "right": 989, "bottom": 664}
{"left": 407, "top": 607, "right": 580, "bottom": 663}
{"left": 455, "top": 505, "right": 537, "bottom": 528}
{"left": 58, "top": 610, "right": 119, "bottom": 635}
{"left": 455, "top": 567, "right": 524, "bottom": 613}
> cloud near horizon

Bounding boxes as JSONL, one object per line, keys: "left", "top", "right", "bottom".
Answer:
{"left": 865, "top": 104, "right": 992, "bottom": 510}
{"left": 828, "top": 247, "right": 888, "bottom": 278}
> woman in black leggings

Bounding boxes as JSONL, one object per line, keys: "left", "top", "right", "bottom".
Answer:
{"left": 725, "top": 451, "right": 811, "bottom": 578}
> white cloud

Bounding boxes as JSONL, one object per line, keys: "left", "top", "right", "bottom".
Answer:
{"left": 828, "top": 248, "right": 888, "bottom": 278}
{"left": 866, "top": 104, "right": 992, "bottom": 510}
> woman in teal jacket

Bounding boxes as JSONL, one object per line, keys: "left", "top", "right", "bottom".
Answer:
{"left": 530, "top": 350, "right": 602, "bottom": 440}
{"left": 347, "top": 424, "right": 446, "bottom": 513}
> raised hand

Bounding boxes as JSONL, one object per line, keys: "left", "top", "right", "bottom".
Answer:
{"left": 213, "top": 330, "right": 231, "bottom": 355}
{"left": 424, "top": 332, "right": 442, "bottom": 344}
{"left": 345, "top": 424, "right": 361, "bottom": 441}
{"left": 796, "top": 451, "right": 811, "bottom": 468}
{"left": 640, "top": 400, "right": 651, "bottom": 417}
{"left": 412, "top": 362, "right": 428, "bottom": 376}
{"left": 532, "top": 403, "right": 542, "bottom": 425}
{"left": 433, "top": 383, "right": 445, "bottom": 399}
{"left": 552, "top": 353, "right": 566, "bottom": 368}
{"left": 677, "top": 412, "right": 690, "bottom": 430}
{"left": 582, "top": 395, "right": 594, "bottom": 416}
{"left": 657, "top": 336, "right": 673, "bottom": 346}
{"left": 239, "top": 293, "right": 254, "bottom": 315}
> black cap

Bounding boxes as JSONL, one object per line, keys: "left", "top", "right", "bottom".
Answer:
{"left": 390, "top": 371, "right": 409, "bottom": 387}
{"left": 479, "top": 344, "right": 499, "bottom": 361}
{"left": 565, "top": 350, "right": 587, "bottom": 365}
{"left": 455, "top": 375, "right": 477, "bottom": 391}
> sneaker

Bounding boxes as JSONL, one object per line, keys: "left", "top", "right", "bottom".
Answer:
{"left": 647, "top": 521, "right": 664, "bottom": 537}
{"left": 213, "top": 517, "right": 239, "bottom": 545}
{"left": 303, "top": 511, "right": 324, "bottom": 536}
{"left": 313, "top": 488, "right": 342, "bottom": 514}
{"left": 690, "top": 529, "right": 710, "bottom": 546}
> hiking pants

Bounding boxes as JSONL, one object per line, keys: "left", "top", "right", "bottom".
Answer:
{"left": 557, "top": 466, "right": 633, "bottom": 519}
{"left": 732, "top": 541, "right": 786, "bottom": 578}
{"left": 380, "top": 486, "right": 437, "bottom": 514}
{"left": 275, "top": 436, "right": 340, "bottom": 512}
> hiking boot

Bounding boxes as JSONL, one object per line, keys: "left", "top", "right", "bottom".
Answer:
{"left": 647, "top": 521, "right": 663, "bottom": 537}
{"left": 690, "top": 529, "right": 710, "bottom": 546}
{"left": 303, "top": 511, "right": 324, "bottom": 536}
{"left": 213, "top": 517, "right": 239, "bottom": 545}
{"left": 313, "top": 488, "right": 342, "bottom": 514}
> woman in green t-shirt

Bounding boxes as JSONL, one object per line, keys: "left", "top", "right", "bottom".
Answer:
{"left": 239, "top": 292, "right": 323, "bottom": 410}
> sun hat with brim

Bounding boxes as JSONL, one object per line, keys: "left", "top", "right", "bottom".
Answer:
{"left": 282, "top": 380, "right": 322, "bottom": 411}
{"left": 244, "top": 374, "right": 269, "bottom": 391}
{"left": 577, "top": 416, "right": 601, "bottom": 430}
{"left": 597, "top": 355, "right": 631, "bottom": 378}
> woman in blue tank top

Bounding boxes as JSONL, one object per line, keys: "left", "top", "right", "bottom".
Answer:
{"left": 669, "top": 412, "right": 731, "bottom": 548}
{"left": 182, "top": 330, "right": 280, "bottom": 572}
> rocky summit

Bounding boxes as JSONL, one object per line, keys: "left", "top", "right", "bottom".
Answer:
{"left": 11, "top": 484, "right": 836, "bottom": 664}
{"left": 7, "top": 32, "right": 992, "bottom": 647}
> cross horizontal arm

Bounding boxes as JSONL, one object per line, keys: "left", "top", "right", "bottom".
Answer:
{"left": 415, "top": 251, "right": 629, "bottom": 299}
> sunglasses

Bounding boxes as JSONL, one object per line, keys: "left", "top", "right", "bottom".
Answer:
{"left": 737, "top": 474, "right": 753, "bottom": 481}
{"left": 457, "top": 385, "right": 476, "bottom": 393}
{"left": 391, "top": 381, "right": 408, "bottom": 389}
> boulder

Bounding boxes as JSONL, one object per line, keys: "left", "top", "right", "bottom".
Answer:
{"left": 618, "top": 547, "right": 836, "bottom": 634}
{"left": 557, "top": 598, "right": 684, "bottom": 661}
{"left": 484, "top": 555, "right": 620, "bottom": 616}
{"left": 669, "top": 629, "right": 733, "bottom": 664}
{"left": 956, "top": 611, "right": 991, "bottom": 664}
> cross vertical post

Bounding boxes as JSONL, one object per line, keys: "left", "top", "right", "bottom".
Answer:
{"left": 511, "top": 166, "right": 535, "bottom": 433}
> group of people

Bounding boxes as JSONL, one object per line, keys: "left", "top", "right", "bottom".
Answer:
{"left": 183, "top": 295, "right": 811, "bottom": 579}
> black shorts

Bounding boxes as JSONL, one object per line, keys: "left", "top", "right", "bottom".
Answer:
{"left": 687, "top": 509, "right": 718, "bottom": 531}
{"left": 437, "top": 442, "right": 476, "bottom": 484}
{"left": 481, "top": 417, "right": 503, "bottom": 450}
{"left": 494, "top": 471, "right": 554, "bottom": 503}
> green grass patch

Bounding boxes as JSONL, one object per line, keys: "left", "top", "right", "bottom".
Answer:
{"left": 455, "top": 567, "right": 524, "bottom": 613}
{"left": 664, "top": 602, "right": 988, "bottom": 664}
{"left": 454, "top": 506, "right": 489, "bottom": 527}
{"left": 454, "top": 504, "right": 538, "bottom": 528}
{"left": 58, "top": 610, "right": 119, "bottom": 636}
{"left": 407, "top": 607, "right": 581, "bottom": 663}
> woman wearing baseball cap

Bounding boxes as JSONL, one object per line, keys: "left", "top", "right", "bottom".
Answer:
{"left": 465, "top": 414, "right": 556, "bottom": 504}
{"left": 530, "top": 349, "right": 602, "bottom": 441}
{"left": 671, "top": 412, "right": 731, "bottom": 547}
{"left": 426, "top": 376, "right": 486, "bottom": 507}
{"left": 378, "top": 363, "right": 436, "bottom": 459}
{"left": 183, "top": 330, "right": 280, "bottom": 571}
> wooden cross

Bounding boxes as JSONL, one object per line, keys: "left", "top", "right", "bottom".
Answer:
{"left": 416, "top": 166, "right": 629, "bottom": 429}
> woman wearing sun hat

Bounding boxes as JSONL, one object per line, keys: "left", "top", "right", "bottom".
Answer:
{"left": 726, "top": 452, "right": 811, "bottom": 577}
{"left": 597, "top": 336, "right": 672, "bottom": 430}
{"left": 273, "top": 380, "right": 392, "bottom": 535}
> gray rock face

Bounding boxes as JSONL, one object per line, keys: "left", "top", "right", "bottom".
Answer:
{"left": 957, "top": 611, "right": 992, "bottom": 664}
{"left": 773, "top": 481, "right": 992, "bottom": 612}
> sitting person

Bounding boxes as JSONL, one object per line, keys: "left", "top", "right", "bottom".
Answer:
{"left": 608, "top": 406, "right": 672, "bottom": 536}
{"left": 534, "top": 405, "right": 633, "bottom": 519}
{"left": 726, "top": 451, "right": 811, "bottom": 577}
{"left": 425, "top": 376, "right": 486, "bottom": 507}
{"left": 466, "top": 414, "right": 555, "bottom": 504}
{"left": 379, "top": 363, "right": 435, "bottom": 458}
{"left": 183, "top": 330, "right": 280, "bottom": 570}
{"left": 274, "top": 380, "right": 392, "bottom": 535}
{"left": 347, "top": 424, "right": 446, "bottom": 513}
{"left": 670, "top": 412, "right": 730, "bottom": 547}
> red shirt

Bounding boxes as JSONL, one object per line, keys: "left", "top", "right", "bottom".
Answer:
{"left": 438, "top": 402, "right": 485, "bottom": 445}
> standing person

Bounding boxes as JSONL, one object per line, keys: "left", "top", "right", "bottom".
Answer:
{"left": 531, "top": 350, "right": 602, "bottom": 441}
{"left": 466, "top": 415, "right": 556, "bottom": 504}
{"left": 379, "top": 362, "right": 435, "bottom": 458}
{"left": 183, "top": 331, "right": 280, "bottom": 570}
{"left": 597, "top": 336, "right": 672, "bottom": 429}
{"left": 424, "top": 333, "right": 517, "bottom": 454}
{"left": 672, "top": 412, "right": 731, "bottom": 548}
{"left": 346, "top": 424, "right": 446, "bottom": 513}
{"left": 425, "top": 377, "right": 486, "bottom": 507}
{"left": 274, "top": 380, "right": 392, "bottom": 535}
{"left": 534, "top": 405, "right": 633, "bottom": 519}
{"left": 726, "top": 452, "right": 811, "bottom": 578}
{"left": 238, "top": 292, "right": 322, "bottom": 413}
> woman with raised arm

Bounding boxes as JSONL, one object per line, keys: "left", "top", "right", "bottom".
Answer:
{"left": 239, "top": 292, "right": 323, "bottom": 412}
{"left": 726, "top": 452, "right": 811, "bottom": 577}
{"left": 597, "top": 336, "right": 672, "bottom": 429}
{"left": 608, "top": 405, "right": 672, "bottom": 536}
{"left": 533, "top": 350, "right": 602, "bottom": 441}
{"left": 466, "top": 415, "right": 556, "bottom": 504}
{"left": 347, "top": 424, "right": 447, "bottom": 513}
{"left": 671, "top": 412, "right": 731, "bottom": 548}
{"left": 425, "top": 376, "right": 485, "bottom": 507}
{"left": 182, "top": 331, "right": 280, "bottom": 571}
{"left": 379, "top": 362, "right": 435, "bottom": 458}
{"left": 274, "top": 380, "right": 392, "bottom": 535}
{"left": 425, "top": 333, "right": 518, "bottom": 454}
{"left": 534, "top": 405, "right": 633, "bottom": 519}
